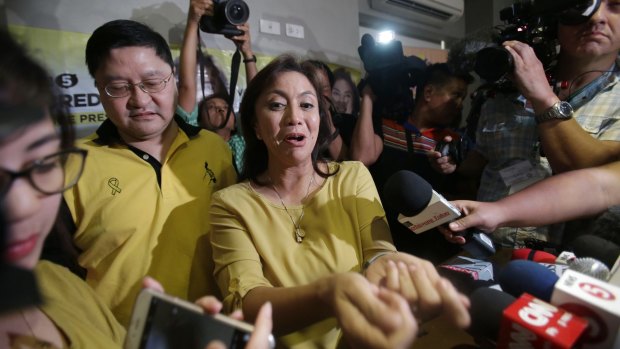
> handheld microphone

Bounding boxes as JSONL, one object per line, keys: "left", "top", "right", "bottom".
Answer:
{"left": 499, "top": 259, "right": 611, "bottom": 302}
{"left": 469, "top": 287, "right": 588, "bottom": 349}
{"left": 499, "top": 260, "right": 620, "bottom": 348}
{"left": 571, "top": 234, "right": 620, "bottom": 270}
{"left": 383, "top": 170, "right": 496, "bottom": 259}
{"left": 552, "top": 269, "right": 620, "bottom": 349}
{"left": 511, "top": 248, "right": 557, "bottom": 263}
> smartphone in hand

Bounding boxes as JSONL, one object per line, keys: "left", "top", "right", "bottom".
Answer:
{"left": 125, "top": 288, "right": 273, "bottom": 349}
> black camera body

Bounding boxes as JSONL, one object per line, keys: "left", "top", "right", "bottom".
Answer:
{"left": 474, "top": 0, "right": 601, "bottom": 82}
{"left": 358, "top": 34, "right": 426, "bottom": 122}
{"left": 199, "top": 0, "right": 249, "bottom": 36}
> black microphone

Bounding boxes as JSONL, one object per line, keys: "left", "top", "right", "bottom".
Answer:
{"left": 469, "top": 287, "right": 514, "bottom": 345}
{"left": 383, "top": 170, "right": 496, "bottom": 259}
{"left": 571, "top": 234, "right": 620, "bottom": 270}
{"left": 469, "top": 287, "right": 588, "bottom": 348}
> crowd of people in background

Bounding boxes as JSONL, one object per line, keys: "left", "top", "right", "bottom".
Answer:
{"left": 2, "top": 0, "right": 620, "bottom": 348}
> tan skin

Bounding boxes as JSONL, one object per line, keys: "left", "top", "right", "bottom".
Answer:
{"left": 0, "top": 117, "right": 67, "bottom": 349}
{"left": 439, "top": 161, "right": 620, "bottom": 244}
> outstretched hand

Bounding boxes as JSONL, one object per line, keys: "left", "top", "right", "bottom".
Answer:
{"left": 437, "top": 200, "right": 500, "bottom": 244}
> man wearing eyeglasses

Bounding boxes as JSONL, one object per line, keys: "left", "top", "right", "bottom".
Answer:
{"left": 59, "top": 19, "right": 237, "bottom": 327}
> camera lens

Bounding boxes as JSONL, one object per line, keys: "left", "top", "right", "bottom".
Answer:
{"left": 474, "top": 47, "right": 514, "bottom": 82}
{"left": 225, "top": 0, "right": 250, "bottom": 25}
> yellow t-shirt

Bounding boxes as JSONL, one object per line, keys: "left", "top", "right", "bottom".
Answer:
{"left": 210, "top": 161, "right": 395, "bottom": 349}
{"left": 36, "top": 261, "right": 125, "bottom": 348}
{"left": 63, "top": 119, "right": 237, "bottom": 326}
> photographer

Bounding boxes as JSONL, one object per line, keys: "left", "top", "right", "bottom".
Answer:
{"left": 350, "top": 63, "right": 474, "bottom": 262}
{"left": 434, "top": 0, "right": 620, "bottom": 248}
{"left": 178, "top": 0, "right": 256, "bottom": 172}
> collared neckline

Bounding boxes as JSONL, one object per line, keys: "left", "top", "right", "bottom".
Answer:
{"left": 94, "top": 114, "right": 201, "bottom": 146}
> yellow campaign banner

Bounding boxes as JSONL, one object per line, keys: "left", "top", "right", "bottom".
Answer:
{"left": 9, "top": 25, "right": 104, "bottom": 126}
{"left": 9, "top": 24, "right": 360, "bottom": 129}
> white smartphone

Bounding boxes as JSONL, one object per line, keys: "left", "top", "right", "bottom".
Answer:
{"left": 125, "top": 288, "right": 273, "bottom": 349}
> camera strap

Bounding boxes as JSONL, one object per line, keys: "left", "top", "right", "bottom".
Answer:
{"left": 225, "top": 48, "right": 241, "bottom": 128}
{"left": 196, "top": 28, "right": 239, "bottom": 130}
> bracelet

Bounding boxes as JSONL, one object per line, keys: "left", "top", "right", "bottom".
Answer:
{"left": 243, "top": 55, "right": 257, "bottom": 63}
{"left": 362, "top": 251, "right": 398, "bottom": 271}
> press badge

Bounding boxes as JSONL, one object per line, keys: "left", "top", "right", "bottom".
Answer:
{"left": 499, "top": 160, "right": 545, "bottom": 194}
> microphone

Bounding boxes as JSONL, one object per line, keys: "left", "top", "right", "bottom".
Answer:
{"left": 383, "top": 170, "right": 496, "bottom": 259}
{"left": 499, "top": 260, "right": 560, "bottom": 302}
{"left": 553, "top": 269, "right": 620, "bottom": 349}
{"left": 499, "top": 260, "right": 620, "bottom": 348}
{"left": 499, "top": 259, "right": 611, "bottom": 302}
{"left": 469, "top": 287, "right": 588, "bottom": 348}
{"left": 571, "top": 234, "right": 620, "bottom": 270}
{"left": 511, "top": 248, "right": 557, "bottom": 264}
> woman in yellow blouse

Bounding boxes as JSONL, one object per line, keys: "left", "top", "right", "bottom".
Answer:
{"left": 0, "top": 30, "right": 125, "bottom": 349}
{"left": 210, "top": 54, "right": 471, "bottom": 349}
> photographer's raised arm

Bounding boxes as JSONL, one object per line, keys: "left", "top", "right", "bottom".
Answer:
{"left": 504, "top": 40, "right": 620, "bottom": 173}
{"left": 350, "top": 84, "right": 383, "bottom": 166}
{"left": 179, "top": 0, "right": 214, "bottom": 114}
{"left": 226, "top": 22, "right": 258, "bottom": 82}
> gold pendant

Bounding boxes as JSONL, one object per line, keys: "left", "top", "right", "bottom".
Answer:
{"left": 295, "top": 228, "right": 305, "bottom": 243}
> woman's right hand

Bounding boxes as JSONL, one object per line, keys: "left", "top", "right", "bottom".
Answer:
{"left": 326, "top": 273, "right": 417, "bottom": 349}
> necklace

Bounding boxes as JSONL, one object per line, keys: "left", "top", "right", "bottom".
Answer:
{"left": 268, "top": 174, "right": 315, "bottom": 243}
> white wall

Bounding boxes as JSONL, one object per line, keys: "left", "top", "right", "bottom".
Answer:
{"left": 4, "top": 0, "right": 363, "bottom": 68}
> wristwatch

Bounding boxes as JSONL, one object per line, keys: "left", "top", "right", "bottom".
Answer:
{"left": 535, "top": 100, "right": 573, "bottom": 124}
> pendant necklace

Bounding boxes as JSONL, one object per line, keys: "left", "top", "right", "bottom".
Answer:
{"left": 268, "top": 173, "right": 315, "bottom": 243}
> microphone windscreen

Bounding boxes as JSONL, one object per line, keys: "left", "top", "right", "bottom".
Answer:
{"left": 511, "top": 248, "right": 557, "bottom": 263}
{"left": 498, "top": 260, "right": 559, "bottom": 302}
{"left": 382, "top": 170, "right": 432, "bottom": 217}
{"left": 469, "top": 287, "right": 515, "bottom": 341}
{"left": 569, "top": 257, "right": 610, "bottom": 280}
{"left": 571, "top": 234, "right": 620, "bottom": 269}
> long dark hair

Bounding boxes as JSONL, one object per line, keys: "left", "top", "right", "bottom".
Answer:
{"left": 0, "top": 30, "right": 83, "bottom": 277}
{"left": 239, "top": 54, "right": 338, "bottom": 183}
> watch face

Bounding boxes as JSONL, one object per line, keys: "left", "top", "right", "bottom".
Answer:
{"left": 558, "top": 102, "right": 573, "bottom": 116}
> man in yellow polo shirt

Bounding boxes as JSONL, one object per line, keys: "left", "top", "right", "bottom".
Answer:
{"left": 61, "top": 19, "right": 237, "bottom": 326}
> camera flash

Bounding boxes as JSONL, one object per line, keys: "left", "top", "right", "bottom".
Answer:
{"left": 377, "top": 30, "right": 395, "bottom": 44}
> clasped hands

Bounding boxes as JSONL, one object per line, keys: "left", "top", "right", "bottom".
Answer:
{"left": 364, "top": 252, "right": 471, "bottom": 328}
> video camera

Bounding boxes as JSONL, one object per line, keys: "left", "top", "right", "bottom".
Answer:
{"left": 474, "top": 0, "right": 601, "bottom": 82}
{"left": 358, "top": 33, "right": 426, "bottom": 122}
{"left": 199, "top": 0, "right": 250, "bottom": 37}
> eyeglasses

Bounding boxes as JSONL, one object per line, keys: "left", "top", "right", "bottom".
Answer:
{"left": 0, "top": 148, "right": 87, "bottom": 196}
{"left": 103, "top": 72, "right": 174, "bottom": 98}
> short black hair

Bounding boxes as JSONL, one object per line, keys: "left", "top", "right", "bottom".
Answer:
{"left": 85, "top": 19, "right": 174, "bottom": 78}
{"left": 415, "top": 63, "right": 474, "bottom": 100}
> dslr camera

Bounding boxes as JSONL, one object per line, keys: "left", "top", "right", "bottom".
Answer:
{"left": 358, "top": 33, "right": 426, "bottom": 122}
{"left": 200, "top": 0, "right": 250, "bottom": 37}
{"left": 474, "top": 0, "right": 601, "bottom": 82}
